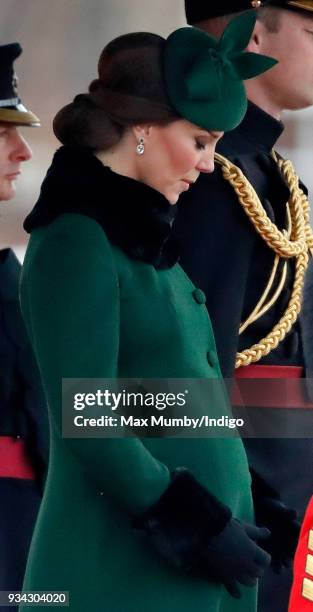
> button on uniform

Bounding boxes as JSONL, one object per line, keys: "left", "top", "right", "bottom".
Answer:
{"left": 192, "top": 288, "right": 206, "bottom": 304}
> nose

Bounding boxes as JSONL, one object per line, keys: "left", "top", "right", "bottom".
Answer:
{"left": 196, "top": 156, "right": 215, "bottom": 174}
{"left": 10, "top": 130, "right": 32, "bottom": 162}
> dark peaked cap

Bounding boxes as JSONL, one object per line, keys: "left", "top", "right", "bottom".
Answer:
{"left": 0, "top": 43, "right": 40, "bottom": 126}
{"left": 185, "top": 0, "right": 313, "bottom": 24}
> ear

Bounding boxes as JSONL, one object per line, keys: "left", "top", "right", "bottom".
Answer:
{"left": 246, "top": 18, "right": 264, "bottom": 54}
{"left": 132, "top": 124, "right": 153, "bottom": 141}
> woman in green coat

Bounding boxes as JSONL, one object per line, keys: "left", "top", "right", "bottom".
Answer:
{"left": 19, "top": 13, "right": 277, "bottom": 612}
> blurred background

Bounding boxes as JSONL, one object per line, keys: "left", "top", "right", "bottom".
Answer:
{"left": 0, "top": 0, "right": 312, "bottom": 260}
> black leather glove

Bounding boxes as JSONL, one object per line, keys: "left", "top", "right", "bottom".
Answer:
{"left": 250, "top": 468, "right": 301, "bottom": 572}
{"left": 133, "top": 468, "right": 271, "bottom": 598}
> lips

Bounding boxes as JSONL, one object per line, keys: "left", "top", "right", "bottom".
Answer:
{"left": 181, "top": 179, "right": 195, "bottom": 187}
{"left": 6, "top": 171, "right": 21, "bottom": 179}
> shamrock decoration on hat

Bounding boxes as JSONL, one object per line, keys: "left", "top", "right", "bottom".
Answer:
{"left": 164, "top": 10, "right": 277, "bottom": 131}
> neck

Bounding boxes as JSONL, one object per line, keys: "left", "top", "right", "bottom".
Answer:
{"left": 96, "top": 149, "right": 138, "bottom": 181}
{"left": 245, "top": 81, "right": 283, "bottom": 121}
{"left": 96, "top": 130, "right": 139, "bottom": 181}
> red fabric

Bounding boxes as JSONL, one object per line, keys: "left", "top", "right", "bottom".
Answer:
{"left": 289, "top": 497, "right": 313, "bottom": 611}
{"left": 0, "top": 436, "right": 36, "bottom": 479}
{"left": 231, "top": 365, "right": 313, "bottom": 408}
{"left": 235, "top": 365, "right": 303, "bottom": 379}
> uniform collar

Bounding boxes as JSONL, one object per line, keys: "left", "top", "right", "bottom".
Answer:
{"left": 218, "top": 101, "right": 284, "bottom": 157}
{"left": 24, "top": 146, "right": 179, "bottom": 270}
{"left": 0, "top": 248, "right": 20, "bottom": 300}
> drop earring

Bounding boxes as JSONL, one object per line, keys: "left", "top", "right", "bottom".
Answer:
{"left": 136, "top": 138, "right": 145, "bottom": 156}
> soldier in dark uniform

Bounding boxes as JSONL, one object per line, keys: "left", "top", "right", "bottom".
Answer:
{"left": 0, "top": 44, "right": 48, "bottom": 607}
{"left": 174, "top": 1, "right": 313, "bottom": 611}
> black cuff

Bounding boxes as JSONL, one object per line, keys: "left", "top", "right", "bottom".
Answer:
{"left": 250, "top": 468, "right": 300, "bottom": 570}
{"left": 250, "top": 468, "right": 281, "bottom": 506}
{"left": 133, "top": 468, "right": 232, "bottom": 570}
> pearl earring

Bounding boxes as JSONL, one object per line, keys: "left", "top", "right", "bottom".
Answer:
{"left": 136, "top": 138, "right": 145, "bottom": 156}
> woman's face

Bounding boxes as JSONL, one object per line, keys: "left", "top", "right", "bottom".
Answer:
{"left": 135, "top": 119, "right": 223, "bottom": 205}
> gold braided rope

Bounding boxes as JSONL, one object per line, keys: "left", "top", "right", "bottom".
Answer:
{"left": 214, "top": 152, "right": 313, "bottom": 369}
{"left": 277, "top": 156, "right": 313, "bottom": 255}
{"left": 238, "top": 202, "right": 291, "bottom": 333}
{"left": 239, "top": 255, "right": 287, "bottom": 334}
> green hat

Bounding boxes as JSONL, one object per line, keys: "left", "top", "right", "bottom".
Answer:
{"left": 163, "top": 10, "right": 277, "bottom": 131}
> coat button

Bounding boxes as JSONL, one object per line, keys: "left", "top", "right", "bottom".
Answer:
{"left": 193, "top": 288, "right": 206, "bottom": 304}
{"left": 207, "top": 350, "right": 219, "bottom": 368}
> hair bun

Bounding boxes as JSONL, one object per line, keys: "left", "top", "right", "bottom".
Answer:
{"left": 53, "top": 32, "right": 176, "bottom": 150}
{"left": 73, "top": 93, "right": 94, "bottom": 106}
{"left": 89, "top": 78, "right": 104, "bottom": 94}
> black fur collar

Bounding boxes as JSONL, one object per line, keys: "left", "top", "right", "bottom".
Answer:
{"left": 24, "top": 146, "right": 179, "bottom": 269}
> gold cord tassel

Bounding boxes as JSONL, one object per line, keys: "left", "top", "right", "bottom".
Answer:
{"left": 214, "top": 152, "right": 313, "bottom": 368}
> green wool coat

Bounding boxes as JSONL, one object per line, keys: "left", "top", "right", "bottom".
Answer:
{"left": 19, "top": 151, "right": 256, "bottom": 612}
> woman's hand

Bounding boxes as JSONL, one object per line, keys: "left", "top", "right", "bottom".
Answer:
{"left": 197, "top": 519, "right": 270, "bottom": 598}
{"left": 133, "top": 468, "right": 271, "bottom": 598}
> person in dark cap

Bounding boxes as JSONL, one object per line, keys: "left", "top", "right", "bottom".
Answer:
{"left": 173, "top": 1, "right": 313, "bottom": 611}
{"left": 0, "top": 42, "right": 48, "bottom": 605}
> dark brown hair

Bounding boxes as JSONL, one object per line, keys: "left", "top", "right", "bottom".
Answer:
{"left": 53, "top": 32, "right": 178, "bottom": 151}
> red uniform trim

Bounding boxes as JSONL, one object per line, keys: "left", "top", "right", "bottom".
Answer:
{"left": 236, "top": 365, "right": 303, "bottom": 379}
{"left": 0, "top": 436, "right": 36, "bottom": 479}
{"left": 232, "top": 365, "right": 313, "bottom": 408}
{"left": 289, "top": 497, "right": 313, "bottom": 611}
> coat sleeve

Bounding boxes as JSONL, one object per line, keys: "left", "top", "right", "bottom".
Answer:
{"left": 20, "top": 214, "right": 170, "bottom": 514}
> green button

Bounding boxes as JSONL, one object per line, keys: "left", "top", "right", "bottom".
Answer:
{"left": 193, "top": 288, "right": 206, "bottom": 304}
{"left": 207, "top": 350, "right": 219, "bottom": 368}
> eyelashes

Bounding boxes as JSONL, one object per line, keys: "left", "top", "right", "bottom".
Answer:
{"left": 195, "top": 140, "right": 206, "bottom": 150}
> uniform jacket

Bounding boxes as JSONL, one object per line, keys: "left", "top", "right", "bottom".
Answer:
{"left": 301, "top": 257, "right": 313, "bottom": 398}
{"left": 289, "top": 495, "right": 313, "bottom": 611}
{"left": 19, "top": 146, "right": 255, "bottom": 612}
{"left": 0, "top": 248, "right": 48, "bottom": 593}
{"left": 174, "top": 102, "right": 307, "bottom": 380}
{"left": 0, "top": 248, "right": 48, "bottom": 477}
